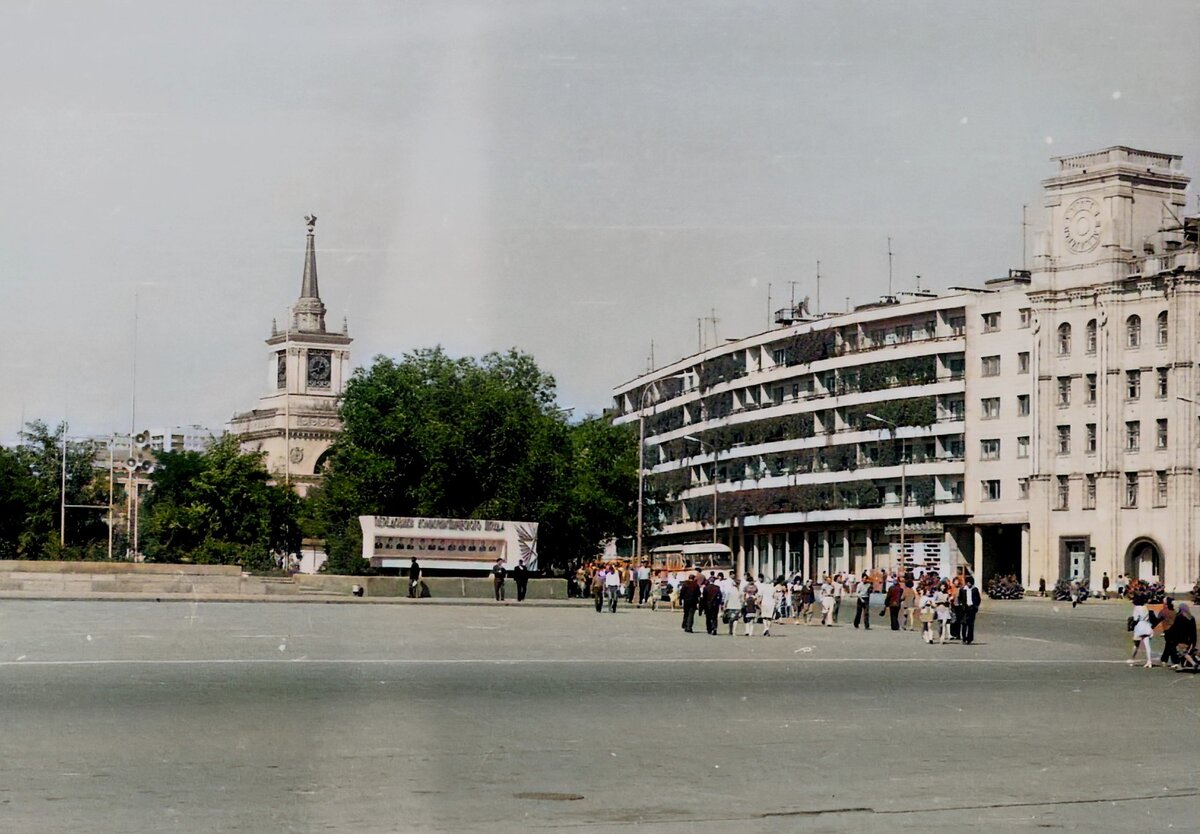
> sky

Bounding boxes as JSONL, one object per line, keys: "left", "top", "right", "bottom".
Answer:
{"left": 2, "top": 0, "right": 1198, "bottom": 443}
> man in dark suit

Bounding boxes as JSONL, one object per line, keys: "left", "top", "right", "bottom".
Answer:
{"left": 958, "top": 576, "right": 982, "bottom": 644}
{"left": 679, "top": 575, "right": 701, "bottom": 633}
{"left": 701, "top": 579, "right": 723, "bottom": 635}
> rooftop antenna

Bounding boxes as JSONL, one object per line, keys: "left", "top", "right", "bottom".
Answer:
{"left": 915, "top": 274, "right": 921, "bottom": 292}
{"left": 788, "top": 280, "right": 802, "bottom": 311}
{"left": 816, "top": 260, "right": 822, "bottom": 314}
{"left": 887, "top": 237, "right": 894, "bottom": 297}
{"left": 845, "top": 296, "right": 851, "bottom": 312}
{"left": 767, "top": 282, "right": 772, "bottom": 327}
{"left": 1021, "top": 205, "right": 1028, "bottom": 271}
{"left": 649, "top": 339, "right": 655, "bottom": 371}
{"left": 706, "top": 308, "right": 720, "bottom": 346}
{"left": 697, "top": 317, "right": 703, "bottom": 352}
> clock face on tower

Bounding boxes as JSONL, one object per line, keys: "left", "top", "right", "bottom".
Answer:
{"left": 1063, "top": 197, "right": 1102, "bottom": 254}
{"left": 307, "top": 351, "right": 332, "bottom": 388}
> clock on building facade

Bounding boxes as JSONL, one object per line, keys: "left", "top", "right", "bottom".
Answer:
{"left": 1062, "top": 196, "right": 1102, "bottom": 253}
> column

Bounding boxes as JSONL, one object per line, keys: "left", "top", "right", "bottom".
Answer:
{"left": 973, "top": 525, "right": 984, "bottom": 581}
{"left": 843, "top": 528, "right": 852, "bottom": 575}
{"left": 736, "top": 517, "right": 746, "bottom": 580}
{"left": 802, "top": 534, "right": 811, "bottom": 581}
{"left": 1020, "top": 524, "right": 1031, "bottom": 589}
{"left": 865, "top": 528, "right": 875, "bottom": 572}
{"left": 820, "top": 530, "right": 831, "bottom": 577}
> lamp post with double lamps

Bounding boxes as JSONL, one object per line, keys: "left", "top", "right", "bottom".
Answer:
{"left": 683, "top": 434, "right": 718, "bottom": 545}
{"left": 636, "top": 375, "right": 687, "bottom": 567}
{"left": 866, "top": 413, "right": 906, "bottom": 557}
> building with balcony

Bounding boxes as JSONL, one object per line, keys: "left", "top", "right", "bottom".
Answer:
{"left": 615, "top": 146, "right": 1200, "bottom": 593}
{"left": 614, "top": 290, "right": 979, "bottom": 582}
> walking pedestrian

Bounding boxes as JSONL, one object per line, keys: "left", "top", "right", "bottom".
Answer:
{"left": 759, "top": 579, "right": 778, "bottom": 637}
{"left": 723, "top": 576, "right": 743, "bottom": 635}
{"left": 901, "top": 580, "right": 918, "bottom": 631}
{"left": 1101, "top": 572, "right": 1111, "bottom": 600}
{"left": 817, "top": 576, "right": 834, "bottom": 627}
{"left": 1162, "top": 603, "right": 1195, "bottom": 668}
{"left": 884, "top": 580, "right": 904, "bottom": 631}
{"left": 407, "top": 557, "right": 422, "bottom": 599}
{"left": 637, "top": 561, "right": 652, "bottom": 606}
{"left": 604, "top": 564, "right": 622, "bottom": 612}
{"left": 832, "top": 574, "right": 844, "bottom": 624}
{"left": 491, "top": 558, "right": 507, "bottom": 602}
{"left": 742, "top": 578, "right": 760, "bottom": 637}
{"left": 1130, "top": 595, "right": 1155, "bottom": 668}
{"left": 919, "top": 587, "right": 937, "bottom": 643}
{"left": 592, "top": 565, "right": 605, "bottom": 612}
{"left": 958, "top": 576, "right": 981, "bottom": 644}
{"left": 513, "top": 558, "right": 529, "bottom": 602}
{"left": 679, "top": 573, "right": 701, "bottom": 633}
{"left": 853, "top": 572, "right": 872, "bottom": 630}
{"left": 702, "top": 578, "right": 722, "bottom": 635}
{"left": 934, "top": 581, "right": 952, "bottom": 643}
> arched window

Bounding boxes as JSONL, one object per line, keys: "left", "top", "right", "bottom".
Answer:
{"left": 1057, "top": 322, "right": 1072, "bottom": 356}
{"left": 1085, "top": 319, "right": 1097, "bottom": 354}
{"left": 1127, "top": 315, "right": 1141, "bottom": 348}
{"left": 1157, "top": 311, "right": 1168, "bottom": 345}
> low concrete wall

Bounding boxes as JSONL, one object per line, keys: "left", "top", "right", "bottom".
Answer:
{"left": 0, "top": 560, "right": 568, "bottom": 600}
{"left": 0, "top": 560, "right": 241, "bottom": 576}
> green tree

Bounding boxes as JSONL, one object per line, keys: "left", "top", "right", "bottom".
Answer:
{"left": 140, "top": 436, "right": 301, "bottom": 570}
{"left": 0, "top": 421, "right": 111, "bottom": 560}
{"left": 308, "top": 348, "right": 638, "bottom": 574}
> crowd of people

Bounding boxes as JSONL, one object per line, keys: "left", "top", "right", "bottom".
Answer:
{"left": 580, "top": 562, "right": 985, "bottom": 644}
{"left": 985, "top": 574, "right": 1025, "bottom": 600}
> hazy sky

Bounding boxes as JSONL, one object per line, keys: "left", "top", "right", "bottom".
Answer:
{"left": 3, "top": 1, "right": 1198, "bottom": 442}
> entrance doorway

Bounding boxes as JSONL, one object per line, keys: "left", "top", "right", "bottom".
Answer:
{"left": 1059, "top": 537, "right": 1089, "bottom": 583}
{"left": 1124, "top": 538, "right": 1162, "bottom": 582}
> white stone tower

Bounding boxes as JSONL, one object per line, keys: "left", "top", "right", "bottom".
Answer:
{"left": 229, "top": 215, "right": 353, "bottom": 495}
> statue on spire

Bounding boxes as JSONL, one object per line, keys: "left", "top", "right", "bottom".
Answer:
{"left": 305, "top": 214, "right": 317, "bottom": 233}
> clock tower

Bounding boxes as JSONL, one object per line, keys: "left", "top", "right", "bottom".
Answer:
{"left": 229, "top": 215, "right": 353, "bottom": 495}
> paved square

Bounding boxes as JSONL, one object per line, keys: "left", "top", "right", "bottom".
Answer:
{"left": 0, "top": 598, "right": 1195, "bottom": 832}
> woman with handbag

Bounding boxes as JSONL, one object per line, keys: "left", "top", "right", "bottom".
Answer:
{"left": 919, "top": 588, "right": 937, "bottom": 643}
{"left": 742, "top": 578, "right": 760, "bottom": 637}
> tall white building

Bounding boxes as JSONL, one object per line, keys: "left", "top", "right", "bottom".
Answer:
{"left": 615, "top": 147, "right": 1199, "bottom": 592}
{"left": 229, "top": 216, "right": 353, "bottom": 496}
{"left": 1027, "top": 147, "right": 1198, "bottom": 592}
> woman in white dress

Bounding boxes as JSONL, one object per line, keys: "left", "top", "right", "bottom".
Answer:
{"left": 723, "top": 581, "right": 743, "bottom": 636}
{"left": 1130, "top": 595, "right": 1155, "bottom": 668}
{"left": 919, "top": 588, "right": 937, "bottom": 644}
{"left": 759, "top": 579, "right": 778, "bottom": 637}
{"left": 934, "top": 580, "right": 952, "bottom": 644}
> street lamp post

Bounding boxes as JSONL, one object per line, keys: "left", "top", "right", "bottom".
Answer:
{"left": 866, "top": 413, "right": 905, "bottom": 562}
{"left": 636, "top": 376, "right": 686, "bottom": 568}
{"left": 683, "top": 434, "right": 718, "bottom": 545}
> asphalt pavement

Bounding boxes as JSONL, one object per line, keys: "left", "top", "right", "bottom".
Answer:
{"left": 0, "top": 597, "right": 1195, "bottom": 832}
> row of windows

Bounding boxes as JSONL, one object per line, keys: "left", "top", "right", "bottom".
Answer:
{"left": 1055, "top": 312, "right": 1169, "bottom": 356}
{"left": 982, "top": 472, "right": 1170, "bottom": 508}
{"left": 980, "top": 308, "right": 1033, "bottom": 333}
{"left": 1053, "top": 420, "right": 1171, "bottom": 454}
{"left": 980, "top": 417, "right": 1178, "bottom": 462}
{"left": 980, "top": 396, "right": 1030, "bottom": 419}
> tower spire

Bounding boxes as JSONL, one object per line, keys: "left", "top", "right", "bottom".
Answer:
{"left": 292, "top": 214, "right": 327, "bottom": 333}
{"left": 300, "top": 214, "right": 320, "bottom": 299}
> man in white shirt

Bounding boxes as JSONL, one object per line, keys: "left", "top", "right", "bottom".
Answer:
{"left": 853, "top": 572, "right": 872, "bottom": 629}
{"left": 603, "top": 565, "right": 622, "bottom": 613}
{"left": 636, "top": 562, "right": 652, "bottom": 606}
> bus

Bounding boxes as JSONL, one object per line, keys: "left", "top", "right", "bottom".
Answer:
{"left": 648, "top": 543, "right": 735, "bottom": 575}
